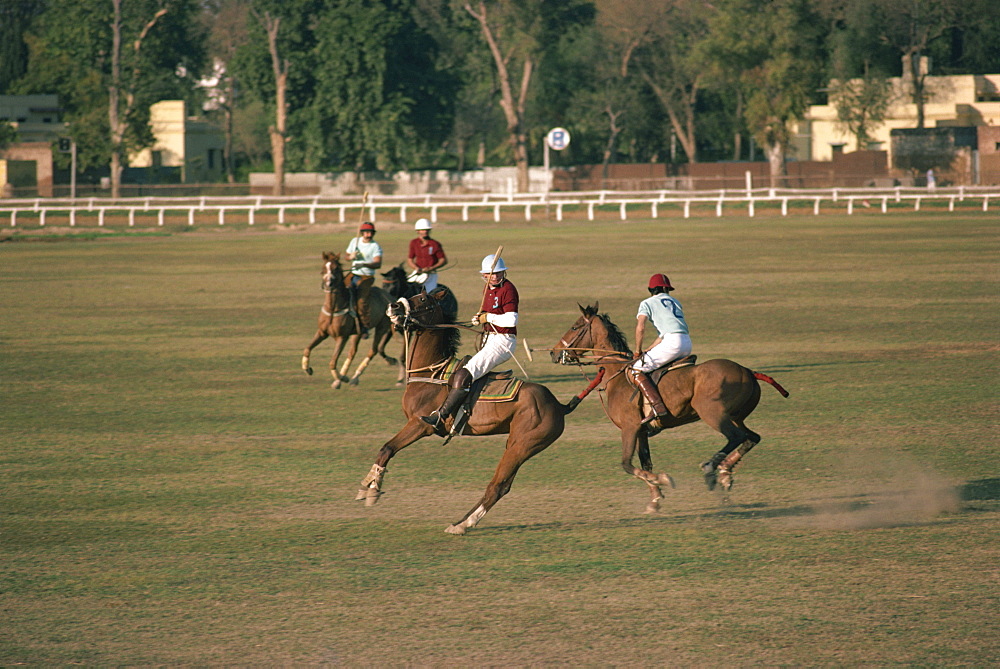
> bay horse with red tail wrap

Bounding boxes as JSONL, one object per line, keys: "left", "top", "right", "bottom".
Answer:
{"left": 301, "top": 252, "right": 399, "bottom": 389}
{"left": 551, "top": 303, "right": 789, "bottom": 512}
{"left": 356, "top": 290, "right": 588, "bottom": 535}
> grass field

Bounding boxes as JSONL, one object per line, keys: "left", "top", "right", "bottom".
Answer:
{"left": 2, "top": 212, "right": 998, "bottom": 665}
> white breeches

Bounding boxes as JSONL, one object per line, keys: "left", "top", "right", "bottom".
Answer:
{"left": 407, "top": 271, "right": 439, "bottom": 292}
{"left": 632, "top": 333, "right": 692, "bottom": 373}
{"left": 464, "top": 333, "right": 515, "bottom": 380}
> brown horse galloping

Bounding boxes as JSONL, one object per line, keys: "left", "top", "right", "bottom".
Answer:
{"left": 551, "top": 303, "right": 788, "bottom": 512}
{"left": 301, "top": 252, "right": 400, "bottom": 389}
{"left": 356, "top": 290, "right": 581, "bottom": 535}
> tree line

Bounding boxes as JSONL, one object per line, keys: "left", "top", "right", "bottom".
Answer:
{"left": 2, "top": 0, "right": 998, "bottom": 194}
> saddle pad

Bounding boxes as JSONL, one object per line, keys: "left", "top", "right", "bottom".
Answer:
{"left": 477, "top": 376, "right": 523, "bottom": 403}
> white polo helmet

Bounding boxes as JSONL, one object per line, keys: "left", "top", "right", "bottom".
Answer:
{"left": 480, "top": 254, "right": 508, "bottom": 273}
{"left": 414, "top": 218, "right": 432, "bottom": 230}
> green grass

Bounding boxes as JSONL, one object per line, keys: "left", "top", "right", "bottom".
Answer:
{"left": 1, "top": 213, "right": 998, "bottom": 665}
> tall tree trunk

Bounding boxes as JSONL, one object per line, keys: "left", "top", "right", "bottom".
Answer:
{"left": 108, "top": 0, "right": 167, "bottom": 199}
{"left": 465, "top": 2, "right": 533, "bottom": 193}
{"left": 259, "top": 11, "right": 288, "bottom": 196}
{"left": 766, "top": 142, "right": 785, "bottom": 187}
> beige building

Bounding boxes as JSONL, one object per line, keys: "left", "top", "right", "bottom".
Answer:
{"left": 130, "top": 100, "right": 225, "bottom": 182}
{"left": 797, "top": 68, "right": 1000, "bottom": 165}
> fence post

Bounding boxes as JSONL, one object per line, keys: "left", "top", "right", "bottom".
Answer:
{"left": 188, "top": 208, "right": 195, "bottom": 226}
{"left": 651, "top": 202, "right": 658, "bottom": 218}
{"left": 781, "top": 198, "right": 788, "bottom": 216}
{"left": 158, "top": 209, "right": 164, "bottom": 226}
{"left": 748, "top": 198, "right": 755, "bottom": 218}
{"left": 70, "top": 209, "right": 76, "bottom": 226}
{"left": 619, "top": 202, "right": 626, "bottom": 220}
{"left": 847, "top": 197, "right": 854, "bottom": 215}
{"left": 881, "top": 197, "right": 888, "bottom": 213}
{"left": 814, "top": 198, "right": 820, "bottom": 215}
{"left": 494, "top": 204, "right": 500, "bottom": 222}
{"left": 683, "top": 201, "right": 690, "bottom": 219}
{"left": 99, "top": 208, "right": 106, "bottom": 226}
{"left": 219, "top": 208, "right": 226, "bottom": 225}
{"left": 249, "top": 208, "right": 255, "bottom": 226}
{"left": 525, "top": 203, "right": 532, "bottom": 221}
{"left": 914, "top": 197, "right": 921, "bottom": 211}
{"left": 129, "top": 209, "right": 135, "bottom": 227}
{"left": 462, "top": 205, "right": 469, "bottom": 221}
{"left": 588, "top": 202, "right": 595, "bottom": 221}
{"left": 557, "top": 202, "right": 564, "bottom": 221}
{"left": 400, "top": 205, "right": 407, "bottom": 223}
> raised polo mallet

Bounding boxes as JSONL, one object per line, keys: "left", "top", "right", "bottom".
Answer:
{"left": 474, "top": 244, "right": 503, "bottom": 325}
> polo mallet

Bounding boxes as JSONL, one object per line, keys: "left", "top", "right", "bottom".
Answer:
{"left": 349, "top": 191, "right": 370, "bottom": 333}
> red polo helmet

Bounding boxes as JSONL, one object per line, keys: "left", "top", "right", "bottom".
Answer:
{"left": 359, "top": 221, "right": 375, "bottom": 232}
{"left": 648, "top": 273, "right": 674, "bottom": 290}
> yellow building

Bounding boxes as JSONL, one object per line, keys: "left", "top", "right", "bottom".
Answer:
{"left": 798, "top": 68, "right": 1000, "bottom": 166}
{"left": 130, "top": 100, "right": 225, "bottom": 182}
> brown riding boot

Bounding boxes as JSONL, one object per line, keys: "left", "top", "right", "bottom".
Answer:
{"left": 421, "top": 368, "right": 472, "bottom": 436}
{"left": 632, "top": 370, "right": 669, "bottom": 425}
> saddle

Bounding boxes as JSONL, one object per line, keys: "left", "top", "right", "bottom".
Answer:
{"left": 644, "top": 354, "right": 697, "bottom": 386}
{"left": 448, "top": 360, "right": 524, "bottom": 442}
{"left": 627, "top": 355, "right": 697, "bottom": 433}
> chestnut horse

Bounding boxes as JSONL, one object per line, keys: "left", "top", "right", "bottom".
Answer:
{"left": 301, "top": 252, "right": 399, "bottom": 389}
{"left": 356, "top": 290, "right": 582, "bottom": 535}
{"left": 551, "top": 303, "right": 788, "bottom": 512}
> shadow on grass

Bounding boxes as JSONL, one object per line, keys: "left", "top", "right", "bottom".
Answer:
{"left": 959, "top": 478, "right": 1000, "bottom": 501}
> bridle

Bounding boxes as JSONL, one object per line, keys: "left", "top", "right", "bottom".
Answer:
{"left": 554, "top": 314, "right": 631, "bottom": 365}
{"left": 321, "top": 261, "right": 351, "bottom": 318}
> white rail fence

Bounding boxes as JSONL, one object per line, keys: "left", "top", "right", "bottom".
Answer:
{"left": 2, "top": 187, "right": 998, "bottom": 228}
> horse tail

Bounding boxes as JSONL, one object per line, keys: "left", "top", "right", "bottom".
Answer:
{"left": 753, "top": 371, "right": 790, "bottom": 398}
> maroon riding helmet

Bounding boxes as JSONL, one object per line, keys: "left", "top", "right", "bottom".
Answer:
{"left": 359, "top": 221, "right": 376, "bottom": 232}
{"left": 648, "top": 273, "right": 674, "bottom": 291}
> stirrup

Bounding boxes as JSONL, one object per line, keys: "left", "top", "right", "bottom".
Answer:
{"left": 640, "top": 409, "right": 667, "bottom": 425}
{"left": 420, "top": 412, "right": 448, "bottom": 436}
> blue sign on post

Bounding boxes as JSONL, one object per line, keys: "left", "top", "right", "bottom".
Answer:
{"left": 546, "top": 127, "right": 571, "bottom": 151}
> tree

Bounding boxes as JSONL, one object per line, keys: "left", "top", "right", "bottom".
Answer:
{"left": 602, "top": 0, "right": 710, "bottom": 164}
{"left": 202, "top": 0, "right": 250, "bottom": 183}
{"left": 461, "top": 1, "right": 539, "bottom": 192}
{"left": 704, "top": 0, "right": 825, "bottom": 183}
{"left": 831, "top": 65, "right": 892, "bottom": 150}
{"left": 0, "top": 0, "right": 46, "bottom": 94}
{"left": 249, "top": 6, "right": 289, "bottom": 195}
{"left": 870, "top": 0, "right": 959, "bottom": 128}
{"left": 15, "top": 0, "right": 205, "bottom": 191}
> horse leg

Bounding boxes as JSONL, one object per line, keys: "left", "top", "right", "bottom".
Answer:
{"left": 356, "top": 417, "right": 431, "bottom": 506}
{"left": 347, "top": 346, "right": 375, "bottom": 387}
{"left": 334, "top": 336, "right": 359, "bottom": 389}
{"left": 375, "top": 326, "right": 398, "bottom": 367}
{"left": 716, "top": 424, "right": 761, "bottom": 491}
{"left": 698, "top": 416, "right": 758, "bottom": 491}
{"left": 302, "top": 331, "right": 328, "bottom": 375}
{"left": 445, "top": 426, "right": 558, "bottom": 535}
{"left": 620, "top": 427, "right": 674, "bottom": 514}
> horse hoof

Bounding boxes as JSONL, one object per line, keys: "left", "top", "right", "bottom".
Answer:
{"left": 384, "top": 357, "right": 398, "bottom": 366}
{"left": 349, "top": 378, "right": 359, "bottom": 386}
{"left": 364, "top": 489, "right": 382, "bottom": 507}
{"left": 304, "top": 367, "right": 313, "bottom": 376}
{"left": 395, "top": 380, "right": 404, "bottom": 387}
{"left": 657, "top": 473, "right": 675, "bottom": 489}
{"left": 354, "top": 489, "right": 368, "bottom": 501}
{"left": 645, "top": 502, "right": 660, "bottom": 514}
{"left": 718, "top": 469, "right": 734, "bottom": 491}
{"left": 444, "top": 524, "right": 467, "bottom": 535}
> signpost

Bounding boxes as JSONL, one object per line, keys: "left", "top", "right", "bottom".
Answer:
{"left": 544, "top": 127, "right": 571, "bottom": 198}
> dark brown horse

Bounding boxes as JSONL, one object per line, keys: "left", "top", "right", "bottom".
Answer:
{"left": 380, "top": 264, "right": 457, "bottom": 386}
{"left": 551, "top": 303, "right": 788, "bottom": 512}
{"left": 356, "top": 290, "right": 581, "bottom": 535}
{"left": 301, "top": 252, "right": 399, "bottom": 389}
{"left": 381, "top": 264, "right": 451, "bottom": 302}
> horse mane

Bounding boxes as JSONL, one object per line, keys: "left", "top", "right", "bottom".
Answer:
{"left": 597, "top": 312, "right": 632, "bottom": 356}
